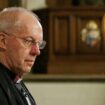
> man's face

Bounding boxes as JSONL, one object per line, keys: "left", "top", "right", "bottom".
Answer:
{"left": 4, "top": 17, "right": 43, "bottom": 76}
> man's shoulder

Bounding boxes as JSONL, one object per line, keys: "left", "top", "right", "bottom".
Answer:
{"left": 0, "top": 65, "right": 8, "bottom": 81}
{"left": 0, "top": 68, "right": 9, "bottom": 87}
{"left": 0, "top": 63, "right": 11, "bottom": 81}
{"left": 0, "top": 64, "right": 11, "bottom": 90}
{"left": 0, "top": 68, "right": 18, "bottom": 105}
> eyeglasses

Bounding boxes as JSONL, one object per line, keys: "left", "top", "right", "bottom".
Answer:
{"left": 3, "top": 32, "right": 46, "bottom": 50}
{"left": 17, "top": 36, "right": 46, "bottom": 50}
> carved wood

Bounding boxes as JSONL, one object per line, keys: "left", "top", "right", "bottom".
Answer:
{"left": 48, "top": 7, "right": 105, "bottom": 75}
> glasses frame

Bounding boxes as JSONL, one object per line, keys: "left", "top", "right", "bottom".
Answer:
{"left": 2, "top": 31, "right": 46, "bottom": 50}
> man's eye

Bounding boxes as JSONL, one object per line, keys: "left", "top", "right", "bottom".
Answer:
{"left": 24, "top": 39, "right": 32, "bottom": 45}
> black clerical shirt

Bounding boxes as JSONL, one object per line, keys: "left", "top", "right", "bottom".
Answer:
{"left": 0, "top": 63, "right": 36, "bottom": 105}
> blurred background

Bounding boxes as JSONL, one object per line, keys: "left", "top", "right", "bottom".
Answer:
{"left": 1, "top": 0, "right": 105, "bottom": 75}
{"left": 1, "top": 0, "right": 105, "bottom": 105}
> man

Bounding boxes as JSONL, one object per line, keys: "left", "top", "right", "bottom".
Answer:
{"left": 0, "top": 7, "right": 46, "bottom": 105}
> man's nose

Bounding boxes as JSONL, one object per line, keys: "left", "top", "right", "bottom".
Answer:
{"left": 30, "top": 45, "right": 40, "bottom": 56}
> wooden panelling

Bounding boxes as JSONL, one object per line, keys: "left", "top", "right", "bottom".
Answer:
{"left": 0, "top": 0, "right": 7, "bottom": 8}
{"left": 48, "top": 7, "right": 105, "bottom": 75}
{"left": 54, "top": 16, "right": 70, "bottom": 54}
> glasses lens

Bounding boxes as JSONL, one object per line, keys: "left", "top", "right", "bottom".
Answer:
{"left": 39, "top": 41, "right": 46, "bottom": 49}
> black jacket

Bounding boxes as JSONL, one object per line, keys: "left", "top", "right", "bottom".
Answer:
{"left": 0, "top": 63, "right": 36, "bottom": 105}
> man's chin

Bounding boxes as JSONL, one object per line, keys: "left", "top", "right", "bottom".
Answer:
{"left": 25, "top": 66, "right": 32, "bottom": 73}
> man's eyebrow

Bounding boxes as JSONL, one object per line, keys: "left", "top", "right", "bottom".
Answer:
{"left": 21, "top": 36, "right": 35, "bottom": 40}
{"left": 24, "top": 36, "right": 33, "bottom": 39}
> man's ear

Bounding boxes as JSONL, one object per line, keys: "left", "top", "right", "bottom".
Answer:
{"left": 0, "top": 32, "right": 7, "bottom": 50}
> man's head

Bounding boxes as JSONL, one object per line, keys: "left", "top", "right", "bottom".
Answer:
{"left": 0, "top": 7, "right": 46, "bottom": 76}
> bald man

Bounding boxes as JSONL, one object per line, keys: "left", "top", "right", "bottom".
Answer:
{"left": 0, "top": 7, "right": 46, "bottom": 105}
